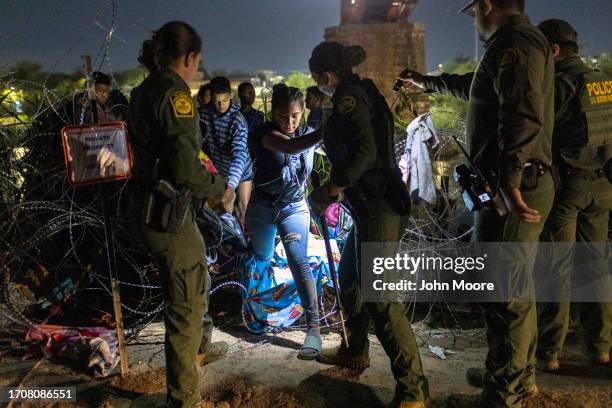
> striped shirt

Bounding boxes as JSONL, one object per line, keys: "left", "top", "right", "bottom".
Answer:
{"left": 200, "top": 101, "right": 253, "bottom": 189}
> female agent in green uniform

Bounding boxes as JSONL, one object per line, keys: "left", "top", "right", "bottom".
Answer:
{"left": 308, "top": 42, "right": 429, "bottom": 408}
{"left": 128, "top": 21, "right": 234, "bottom": 407}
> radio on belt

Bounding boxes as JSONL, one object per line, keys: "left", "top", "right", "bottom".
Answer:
{"left": 447, "top": 133, "right": 506, "bottom": 217}
{"left": 453, "top": 164, "right": 495, "bottom": 211}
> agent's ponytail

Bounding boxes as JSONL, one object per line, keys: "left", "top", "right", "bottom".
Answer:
{"left": 341, "top": 45, "right": 366, "bottom": 68}
{"left": 138, "top": 21, "right": 201, "bottom": 72}
{"left": 309, "top": 42, "right": 366, "bottom": 79}
{"left": 138, "top": 38, "right": 162, "bottom": 72}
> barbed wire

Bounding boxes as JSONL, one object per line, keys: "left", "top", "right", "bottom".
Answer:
{"left": 0, "top": 0, "right": 481, "bottom": 347}
{"left": 0, "top": 0, "right": 162, "bottom": 338}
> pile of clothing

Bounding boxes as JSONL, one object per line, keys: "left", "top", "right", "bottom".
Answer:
{"left": 26, "top": 324, "right": 119, "bottom": 378}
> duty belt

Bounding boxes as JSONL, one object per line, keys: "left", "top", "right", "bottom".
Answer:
{"left": 561, "top": 166, "right": 605, "bottom": 179}
{"left": 523, "top": 160, "right": 561, "bottom": 191}
{"left": 524, "top": 160, "right": 551, "bottom": 176}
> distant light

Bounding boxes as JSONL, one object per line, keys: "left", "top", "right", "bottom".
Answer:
{"left": 438, "top": 64, "right": 443, "bottom": 69}
{"left": 351, "top": 0, "right": 356, "bottom": 4}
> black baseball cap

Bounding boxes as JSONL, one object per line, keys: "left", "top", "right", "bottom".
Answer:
{"left": 458, "top": 0, "right": 478, "bottom": 16}
{"left": 459, "top": 0, "right": 526, "bottom": 16}
{"left": 537, "top": 19, "right": 578, "bottom": 47}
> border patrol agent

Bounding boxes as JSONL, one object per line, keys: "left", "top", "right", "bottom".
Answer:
{"left": 400, "top": 1, "right": 555, "bottom": 406}
{"left": 309, "top": 41, "right": 429, "bottom": 408}
{"left": 535, "top": 19, "right": 612, "bottom": 371}
{"left": 128, "top": 22, "right": 234, "bottom": 407}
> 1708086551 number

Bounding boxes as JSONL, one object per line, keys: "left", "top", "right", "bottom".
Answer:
{"left": 0, "top": 387, "right": 76, "bottom": 402}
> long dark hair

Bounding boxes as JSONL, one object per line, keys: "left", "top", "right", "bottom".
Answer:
{"left": 271, "top": 84, "right": 305, "bottom": 114}
{"left": 308, "top": 42, "right": 366, "bottom": 80}
{"left": 138, "top": 21, "right": 202, "bottom": 72}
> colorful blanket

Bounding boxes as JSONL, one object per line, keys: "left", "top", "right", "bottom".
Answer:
{"left": 241, "top": 203, "right": 353, "bottom": 333}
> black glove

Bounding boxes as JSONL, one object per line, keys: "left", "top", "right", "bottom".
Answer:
{"left": 308, "top": 185, "right": 342, "bottom": 216}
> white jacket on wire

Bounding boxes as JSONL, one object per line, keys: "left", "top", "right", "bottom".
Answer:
{"left": 398, "top": 113, "right": 439, "bottom": 206}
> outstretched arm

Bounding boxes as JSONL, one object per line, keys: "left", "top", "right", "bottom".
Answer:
{"left": 262, "top": 129, "right": 323, "bottom": 155}
{"left": 399, "top": 69, "right": 474, "bottom": 101}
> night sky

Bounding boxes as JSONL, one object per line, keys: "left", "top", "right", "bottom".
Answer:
{"left": 1, "top": 0, "right": 611, "bottom": 75}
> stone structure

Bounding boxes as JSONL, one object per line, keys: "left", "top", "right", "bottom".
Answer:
{"left": 325, "top": 0, "right": 427, "bottom": 111}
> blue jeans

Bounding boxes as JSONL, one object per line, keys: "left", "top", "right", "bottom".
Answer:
{"left": 245, "top": 197, "right": 320, "bottom": 332}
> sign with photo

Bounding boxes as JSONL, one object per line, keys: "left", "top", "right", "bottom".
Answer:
{"left": 61, "top": 121, "right": 132, "bottom": 186}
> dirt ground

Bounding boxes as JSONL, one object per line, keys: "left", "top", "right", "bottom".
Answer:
{"left": 1, "top": 319, "right": 610, "bottom": 408}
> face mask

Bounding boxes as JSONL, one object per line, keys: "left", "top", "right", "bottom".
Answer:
{"left": 318, "top": 84, "right": 336, "bottom": 97}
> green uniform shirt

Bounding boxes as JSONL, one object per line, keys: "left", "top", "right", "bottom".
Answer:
{"left": 424, "top": 14, "right": 555, "bottom": 189}
{"left": 128, "top": 68, "right": 226, "bottom": 201}
{"left": 324, "top": 75, "right": 394, "bottom": 187}
{"left": 552, "top": 57, "right": 612, "bottom": 170}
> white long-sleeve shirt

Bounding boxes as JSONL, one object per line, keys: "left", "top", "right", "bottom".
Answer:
{"left": 399, "top": 113, "right": 439, "bottom": 206}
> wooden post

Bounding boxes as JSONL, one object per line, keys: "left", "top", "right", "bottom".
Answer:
{"left": 82, "top": 54, "right": 129, "bottom": 376}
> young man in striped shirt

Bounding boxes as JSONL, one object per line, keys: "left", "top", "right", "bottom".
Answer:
{"left": 200, "top": 76, "right": 253, "bottom": 225}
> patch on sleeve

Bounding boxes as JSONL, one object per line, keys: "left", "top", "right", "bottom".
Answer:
{"left": 337, "top": 96, "right": 357, "bottom": 114}
{"left": 500, "top": 49, "right": 518, "bottom": 69}
{"left": 170, "top": 91, "right": 194, "bottom": 118}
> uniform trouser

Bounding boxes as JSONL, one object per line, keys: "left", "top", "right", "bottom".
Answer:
{"left": 199, "top": 311, "right": 214, "bottom": 355}
{"left": 474, "top": 173, "right": 554, "bottom": 408}
{"left": 134, "top": 207, "right": 210, "bottom": 408}
{"left": 340, "top": 198, "right": 429, "bottom": 402}
{"left": 537, "top": 175, "right": 612, "bottom": 359}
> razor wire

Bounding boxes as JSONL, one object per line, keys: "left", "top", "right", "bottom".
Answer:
{"left": 1, "top": 105, "right": 477, "bottom": 341}
{"left": 390, "top": 96, "right": 483, "bottom": 340}
{"left": 0, "top": 0, "right": 482, "bottom": 345}
{"left": 0, "top": 0, "right": 164, "bottom": 336}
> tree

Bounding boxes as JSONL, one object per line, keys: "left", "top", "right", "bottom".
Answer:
{"left": 429, "top": 56, "right": 478, "bottom": 129}
{"left": 441, "top": 54, "right": 475, "bottom": 74}
{"left": 11, "top": 61, "right": 45, "bottom": 83}
{"left": 2, "top": 61, "right": 79, "bottom": 118}
{"left": 199, "top": 62, "right": 210, "bottom": 79}
{"left": 283, "top": 71, "right": 315, "bottom": 91}
{"left": 211, "top": 69, "right": 228, "bottom": 78}
{"left": 589, "top": 53, "right": 612, "bottom": 74}
{"left": 229, "top": 69, "right": 252, "bottom": 79}
{"left": 114, "top": 67, "right": 147, "bottom": 90}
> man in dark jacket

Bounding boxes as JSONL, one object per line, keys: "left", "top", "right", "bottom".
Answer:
{"left": 535, "top": 18, "right": 611, "bottom": 372}
{"left": 400, "top": 1, "right": 555, "bottom": 406}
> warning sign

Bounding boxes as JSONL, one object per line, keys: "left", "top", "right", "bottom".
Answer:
{"left": 61, "top": 121, "right": 133, "bottom": 186}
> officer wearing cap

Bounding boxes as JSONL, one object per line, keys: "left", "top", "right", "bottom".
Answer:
{"left": 399, "top": 1, "right": 555, "bottom": 407}
{"left": 535, "top": 19, "right": 612, "bottom": 372}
